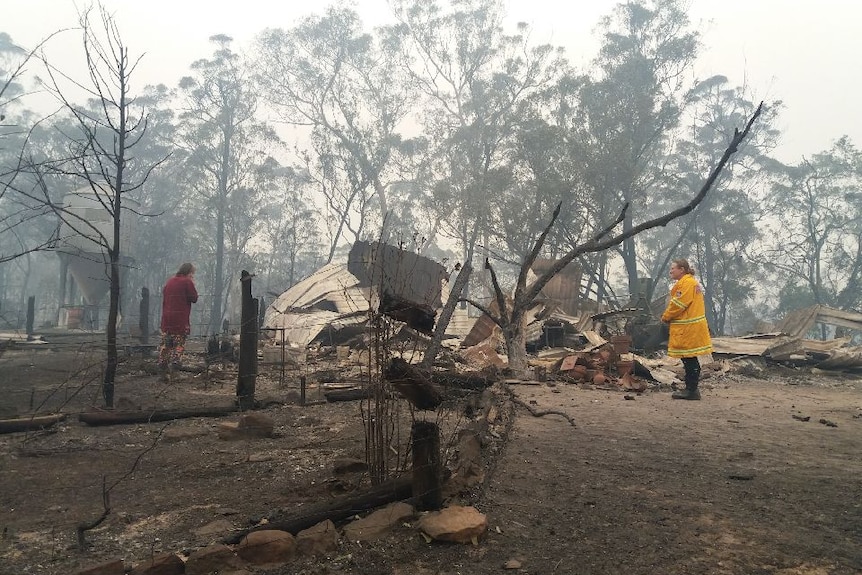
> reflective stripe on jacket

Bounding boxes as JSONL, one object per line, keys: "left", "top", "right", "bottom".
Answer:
{"left": 660, "top": 273, "right": 712, "bottom": 357}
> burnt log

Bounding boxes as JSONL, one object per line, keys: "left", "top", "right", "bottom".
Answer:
{"left": 0, "top": 414, "right": 66, "bottom": 434}
{"left": 78, "top": 404, "right": 239, "bottom": 426}
{"left": 224, "top": 475, "right": 413, "bottom": 544}
{"left": 383, "top": 357, "right": 442, "bottom": 410}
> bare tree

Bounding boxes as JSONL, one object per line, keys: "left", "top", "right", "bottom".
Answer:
{"left": 40, "top": 5, "right": 165, "bottom": 406}
{"left": 464, "top": 104, "right": 763, "bottom": 374}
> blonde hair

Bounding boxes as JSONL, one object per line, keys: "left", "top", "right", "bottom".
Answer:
{"left": 672, "top": 258, "right": 695, "bottom": 275}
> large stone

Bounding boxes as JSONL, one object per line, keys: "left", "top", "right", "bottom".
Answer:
{"left": 72, "top": 560, "right": 125, "bottom": 575}
{"left": 185, "top": 543, "right": 246, "bottom": 575}
{"left": 128, "top": 552, "right": 184, "bottom": 575}
{"left": 343, "top": 501, "right": 415, "bottom": 542}
{"left": 296, "top": 520, "right": 339, "bottom": 556}
{"left": 218, "top": 413, "right": 274, "bottom": 440}
{"left": 418, "top": 505, "right": 488, "bottom": 544}
{"left": 234, "top": 529, "right": 297, "bottom": 566}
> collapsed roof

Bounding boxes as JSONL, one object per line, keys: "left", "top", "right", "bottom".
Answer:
{"left": 262, "top": 241, "right": 450, "bottom": 348}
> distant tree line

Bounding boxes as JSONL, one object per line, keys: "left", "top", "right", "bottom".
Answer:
{"left": 1, "top": 0, "right": 860, "bottom": 340}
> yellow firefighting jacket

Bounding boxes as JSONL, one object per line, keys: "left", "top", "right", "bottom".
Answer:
{"left": 660, "top": 273, "right": 713, "bottom": 357}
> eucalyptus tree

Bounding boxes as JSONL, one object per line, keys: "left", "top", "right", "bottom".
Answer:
{"left": 298, "top": 131, "right": 377, "bottom": 262}
{"left": 638, "top": 78, "right": 780, "bottom": 334}
{"left": 388, "top": 0, "right": 562, "bottom": 262}
{"left": 571, "top": 0, "right": 699, "bottom": 301}
{"left": 254, "top": 6, "right": 415, "bottom": 261}
{"left": 0, "top": 31, "right": 28, "bottom": 148}
{"left": 1, "top": 32, "right": 39, "bottom": 313}
{"left": 1, "top": 32, "right": 91, "bottom": 322}
{"left": 123, "top": 84, "right": 189, "bottom": 295}
{"left": 387, "top": 0, "right": 564, "bottom": 362}
{"left": 762, "top": 137, "right": 862, "bottom": 317}
{"left": 0, "top": 114, "right": 83, "bottom": 329}
{"left": 257, "top": 165, "right": 323, "bottom": 295}
{"left": 484, "top": 108, "right": 574, "bottom": 266}
{"left": 176, "top": 35, "right": 280, "bottom": 335}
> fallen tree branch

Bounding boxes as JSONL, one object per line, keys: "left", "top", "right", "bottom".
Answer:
{"left": 512, "top": 397, "right": 577, "bottom": 427}
{"left": 502, "top": 382, "right": 576, "bottom": 426}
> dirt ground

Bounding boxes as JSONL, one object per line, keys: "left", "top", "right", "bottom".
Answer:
{"left": 0, "top": 333, "right": 860, "bottom": 575}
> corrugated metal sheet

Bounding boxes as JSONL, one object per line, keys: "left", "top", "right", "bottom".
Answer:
{"left": 265, "top": 263, "right": 368, "bottom": 317}
{"left": 776, "top": 304, "right": 862, "bottom": 338}
{"left": 263, "top": 264, "right": 370, "bottom": 347}
{"left": 348, "top": 240, "right": 448, "bottom": 308}
{"left": 264, "top": 247, "right": 457, "bottom": 347}
{"left": 264, "top": 309, "right": 341, "bottom": 348}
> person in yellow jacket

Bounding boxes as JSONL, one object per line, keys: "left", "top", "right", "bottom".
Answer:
{"left": 661, "top": 258, "right": 712, "bottom": 400}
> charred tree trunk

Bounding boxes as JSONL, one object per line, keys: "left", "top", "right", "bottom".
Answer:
{"left": 0, "top": 414, "right": 66, "bottom": 434}
{"left": 503, "top": 316, "right": 529, "bottom": 376}
{"left": 103, "top": 251, "right": 120, "bottom": 407}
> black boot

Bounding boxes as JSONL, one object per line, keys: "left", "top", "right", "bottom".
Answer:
{"left": 673, "top": 357, "right": 702, "bottom": 400}
{"left": 671, "top": 384, "right": 701, "bottom": 400}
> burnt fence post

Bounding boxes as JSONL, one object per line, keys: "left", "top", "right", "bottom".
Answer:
{"left": 236, "top": 270, "right": 258, "bottom": 410}
{"left": 412, "top": 420, "right": 442, "bottom": 511}
{"left": 139, "top": 287, "right": 149, "bottom": 345}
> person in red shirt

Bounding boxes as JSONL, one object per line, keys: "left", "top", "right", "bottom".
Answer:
{"left": 158, "top": 262, "right": 198, "bottom": 377}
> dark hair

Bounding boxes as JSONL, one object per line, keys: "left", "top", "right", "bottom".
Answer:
{"left": 176, "top": 262, "right": 195, "bottom": 276}
{"left": 672, "top": 258, "right": 695, "bottom": 276}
